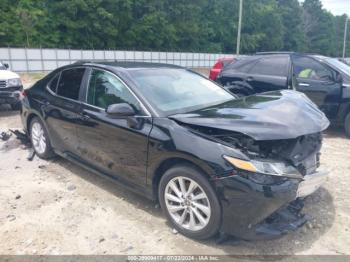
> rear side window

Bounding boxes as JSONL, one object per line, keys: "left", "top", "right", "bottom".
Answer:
{"left": 57, "top": 68, "right": 85, "bottom": 100}
{"left": 249, "top": 56, "right": 289, "bottom": 77}
{"left": 226, "top": 58, "right": 257, "bottom": 72}
{"left": 48, "top": 74, "right": 60, "bottom": 93}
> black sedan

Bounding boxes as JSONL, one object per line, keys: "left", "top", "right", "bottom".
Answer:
{"left": 20, "top": 61, "right": 329, "bottom": 240}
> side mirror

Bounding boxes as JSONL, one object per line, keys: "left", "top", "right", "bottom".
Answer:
{"left": 335, "top": 72, "right": 343, "bottom": 83}
{"left": 4, "top": 63, "right": 9, "bottom": 69}
{"left": 106, "top": 103, "right": 136, "bottom": 117}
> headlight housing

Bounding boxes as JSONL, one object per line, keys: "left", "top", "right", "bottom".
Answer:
{"left": 7, "top": 78, "right": 22, "bottom": 87}
{"left": 223, "top": 155, "right": 302, "bottom": 179}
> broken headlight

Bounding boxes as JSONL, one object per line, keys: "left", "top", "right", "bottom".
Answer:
{"left": 223, "top": 155, "right": 303, "bottom": 179}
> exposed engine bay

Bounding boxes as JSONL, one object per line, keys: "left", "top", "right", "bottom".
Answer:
{"left": 183, "top": 124, "right": 323, "bottom": 176}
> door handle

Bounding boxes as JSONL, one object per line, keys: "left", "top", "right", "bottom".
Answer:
{"left": 299, "top": 83, "right": 310, "bottom": 87}
{"left": 246, "top": 76, "right": 254, "bottom": 82}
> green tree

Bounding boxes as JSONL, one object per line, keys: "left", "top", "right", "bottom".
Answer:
{"left": 0, "top": 0, "right": 349, "bottom": 56}
{"left": 302, "top": 0, "right": 336, "bottom": 56}
{"left": 278, "top": 0, "right": 306, "bottom": 51}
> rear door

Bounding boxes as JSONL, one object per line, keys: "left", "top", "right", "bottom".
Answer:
{"left": 76, "top": 68, "right": 152, "bottom": 186}
{"left": 245, "top": 56, "right": 290, "bottom": 93}
{"left": 291, "top": 55, "right": 342, "bottom": 119}
{"left": 44, "top": 67, "right": 86, "bottom": 155}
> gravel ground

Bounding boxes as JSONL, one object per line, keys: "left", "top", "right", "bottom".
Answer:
{"left": 0, "top": 76, "right": 349, "bottom": 255}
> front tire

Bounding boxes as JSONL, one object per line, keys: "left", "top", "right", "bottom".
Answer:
{"left": 29, "top": 117, "right": 55, "bottom": 159}
{"left": 345, "top": 112, "right": 350, "bottom": 138}
{"left": 159, "top": 165, "right": 221, "bottom": 240}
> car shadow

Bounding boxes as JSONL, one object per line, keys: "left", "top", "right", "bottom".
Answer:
{"left": 324, "top": 126, "right": 348, "bottom": 139}
{"left": 47, "top": 156, "right": 335, "bottom": 255}
{"left": 48, "top": 157, "right": 164, "bottom": 219}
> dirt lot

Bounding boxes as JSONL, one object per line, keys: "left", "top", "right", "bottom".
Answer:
{"left": 0, "top": 75, "right": 350, "bottom": 255}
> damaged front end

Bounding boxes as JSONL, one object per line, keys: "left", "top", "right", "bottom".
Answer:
{"left": 169, "top": 91, "right": 330, "bottom": 240}
{"left": 178, "top": 124, "right": 328, "bottom": 240}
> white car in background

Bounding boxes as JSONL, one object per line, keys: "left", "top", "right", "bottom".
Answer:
{"left": 0, "top": 62, "right": 23, "bottom": 110}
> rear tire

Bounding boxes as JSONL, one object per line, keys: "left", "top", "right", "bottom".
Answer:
{"left": 29, "top": 117, "right": 55, "bottom": 159}
{"left": 345, "top": 113, "right": 350, "bottom": 138}
{"left": 158, "top": 165, "right": 221, "bottom": 240}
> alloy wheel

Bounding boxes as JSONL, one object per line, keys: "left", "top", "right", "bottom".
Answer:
{"left": 31, "top": 122, "right": 47, "bottom": 155}
{"left": 164, "top": 176, "right": 211, "bottom": 231}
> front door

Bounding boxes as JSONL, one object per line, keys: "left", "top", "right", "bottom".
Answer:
{"left": 76, "top": 68, "right": 152, "bottom": 186}
{"left": 292, "top": 55, "right": 342, "bottom": 119}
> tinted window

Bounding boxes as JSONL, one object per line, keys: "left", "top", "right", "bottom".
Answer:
{"left": 226, "top": 57, "right": 257, "bottom": 72}
{"left": 293, "top": 56, "right": 334, "bottom": 81}
{"left": 87, "top": 69, "right": 141, "bottom": 112}
{"left": 325, "top": 58, "right": 350, "bottom": 76}
{"left": 249, "top": 56, "right": 289, "bottom": 76}
{"left": 48, "top": 74, "right": 60, "bottom": 93}
{"left": 129, "top": 69, "right": 233, "bottom": 116}
{"left": 57, "top": 68, "right": 85, "bottom": 100}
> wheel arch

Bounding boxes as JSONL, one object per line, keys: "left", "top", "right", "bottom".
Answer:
{"left": 26, "top": 112, "right": 41, "bottom": 133}
{"left": 25, "top": 111, "right": 54, "bottom": 146}
{"left": 151, "top": 157, "right": 213, "bottom": 201}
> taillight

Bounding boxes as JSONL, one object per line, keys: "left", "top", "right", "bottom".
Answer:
{"left": 213, "top": 61, "right": 224, "bottom": 70}
{"left": 21, "top": 90, "right": 27, "bottom": 98}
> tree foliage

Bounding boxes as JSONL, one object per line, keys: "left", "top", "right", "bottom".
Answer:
{"left": 0, "top": 0, "right": 349, "bottom": 56}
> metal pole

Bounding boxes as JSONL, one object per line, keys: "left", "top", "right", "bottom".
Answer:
{"left": 236, "top": 0, "right": 243, "bottom": 55}
{"left": 343, "top": 18, "right": 349, "bottom": 58}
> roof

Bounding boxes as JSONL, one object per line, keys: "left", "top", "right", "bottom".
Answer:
{"left": 73, "top": 60, "right": 183, "bottom": 69}
{"left": 255, "top": 52, "right": 295, "bottom": 55}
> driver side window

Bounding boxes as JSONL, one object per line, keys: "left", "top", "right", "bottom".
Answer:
{"left": 293, "top": 56, "right": 334, "bottom": 81}
{"left": 87, "top": 69, "right": 141, "bottom": 113}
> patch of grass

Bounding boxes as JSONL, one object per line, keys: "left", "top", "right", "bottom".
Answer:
{"left": 19, "top": 72, "right": 48, "bottom": 87}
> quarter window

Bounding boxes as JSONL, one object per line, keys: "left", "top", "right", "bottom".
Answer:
{"left": 48, "top": 73, "right": 60, "bottom": 93}
{"left": 87, "top": 69, "right": 141, "bottom": 113}
{"left": 57, "top": 68, "right": 85, "bottom": 100}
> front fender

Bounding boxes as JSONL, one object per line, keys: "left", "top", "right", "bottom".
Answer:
{"left": 146, "top": 118, "right": 246, "bottom": 185}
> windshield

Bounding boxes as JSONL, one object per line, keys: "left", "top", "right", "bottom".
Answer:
{"left": 129, "top": 69, "right": 234, "bottom": 116}
{"left": 0, "top": 62, "right": 5, "bottom": 70}
{"left": 325, "top": 58, "right": 350, "bottom": 76}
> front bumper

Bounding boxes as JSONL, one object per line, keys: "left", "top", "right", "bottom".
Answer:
{"left": 0, "top": 86, "right": 23, "bottom": 104}
{"left": 215, "top": 169, "right": 328, "bottom": 240}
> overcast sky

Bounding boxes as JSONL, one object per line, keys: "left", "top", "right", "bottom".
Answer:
{"left": 321, "top": 0, "right": 350, "bottom": 16}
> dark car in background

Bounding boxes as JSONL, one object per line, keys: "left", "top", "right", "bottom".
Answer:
{"left": 209, "top": 57, "right": 235, "bottom": 81}
{"left": 21, "top": 61, "right": 329, "bottom": 240}
{"left": 216, "top": 52, "right": 350, "bottom": 137}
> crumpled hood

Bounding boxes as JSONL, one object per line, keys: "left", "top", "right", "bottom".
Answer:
{"left": 0, "top": 69, "right": 20, "bottom": 80}
{"left": 170, "top": 90, "right": 330, "bottom": 141}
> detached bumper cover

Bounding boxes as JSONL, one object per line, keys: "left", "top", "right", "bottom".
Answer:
{"left": 297, "top": 170, "right": 328, "bottom": 198}
{"left": 216, "top": 169, "right": 329, "bottom": 240}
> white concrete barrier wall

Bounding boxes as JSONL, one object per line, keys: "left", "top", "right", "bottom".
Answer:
{"left": 0, "top": 47, "right": 236, "bottom": 72}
